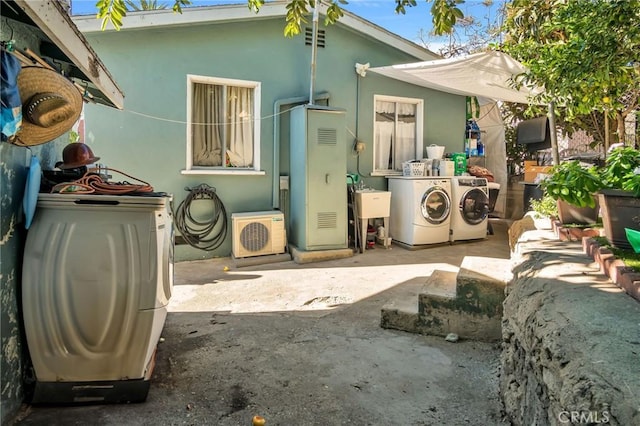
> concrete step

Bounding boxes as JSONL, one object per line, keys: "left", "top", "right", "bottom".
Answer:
{"left": 457, "top": 256, "right": 513, "bottom": 296}
{"left": 381, "top": 256, "right": 513, "bottom": 342}
{"left": 418, "top": 257, "right": 512, "bottom": 342}
{"left": 380, "top": 270, "right": 457, "bottom": 334}
{"left": 289, "top": 245, "right": 354, "bottom": 264}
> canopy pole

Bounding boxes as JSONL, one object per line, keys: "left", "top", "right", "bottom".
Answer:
{"left": 308, "top": 4, "right": 319, "bottom": 105}
{"left": 604, "top": 112, "right": 610, "bottom": 153}
{"left": 548, "top": 102, "right": 559, "bottom": 165}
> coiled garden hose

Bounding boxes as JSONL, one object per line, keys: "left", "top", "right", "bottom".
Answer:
{"left": 173, "top": 183, "right": 227, "bottom": 251}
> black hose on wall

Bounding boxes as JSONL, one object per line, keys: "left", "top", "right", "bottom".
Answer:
{"left": 173, "top": 183, "right": 227, "bottom": 251}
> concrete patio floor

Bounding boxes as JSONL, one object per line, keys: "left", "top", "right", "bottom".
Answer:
{"left": 13, "top": 219, "right": 512, "bottom": 426}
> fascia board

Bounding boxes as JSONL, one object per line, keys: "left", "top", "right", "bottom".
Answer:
{"left": 73, "top": 1, "right": 437, "bottom": 62}
{"left": 73, "top": 2, "right": 289, "bottom": 33}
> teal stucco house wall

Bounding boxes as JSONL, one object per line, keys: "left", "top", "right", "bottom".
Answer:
{"left": 74, "top": 2, "right": 467, "bottom": 261}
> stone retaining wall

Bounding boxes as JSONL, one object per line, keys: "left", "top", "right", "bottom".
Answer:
{"left": 500, "top": 229, "right": 640, "bottom": 426}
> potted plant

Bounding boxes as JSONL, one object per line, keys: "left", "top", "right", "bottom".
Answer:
{"left": 528, "top": 192, "right": 558, "bottom": 229}
{"left": 540, "top": 160, "right": 603, "bottom": 225}
{"left": 598, "top": 146, "right": 640, "bottom": 250}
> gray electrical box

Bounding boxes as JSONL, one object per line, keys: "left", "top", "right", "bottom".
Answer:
{"left": 289, "top": 105, "right": 347, "bottom": 250}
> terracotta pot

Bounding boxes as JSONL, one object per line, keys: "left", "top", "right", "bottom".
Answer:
{"left": 598, "top": 189, "right": 640, "bottom": 250}
{"left": 556, "top": 199, "right": 599, "bottom": 225}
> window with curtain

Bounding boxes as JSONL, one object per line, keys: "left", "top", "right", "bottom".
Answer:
{"left": 186, "top": 75, "right": 261, "bottom": 172}
{"left": 373, "top": 95, "right": 423, "bottom": 175}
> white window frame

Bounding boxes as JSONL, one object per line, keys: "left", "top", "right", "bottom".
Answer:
{"left": 371, "top": 94, "right": 424, "bottom": 176}
{"left": 182, "top": 74, "right": 263, "bottom": 175}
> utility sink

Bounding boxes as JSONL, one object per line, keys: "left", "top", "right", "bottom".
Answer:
{"left": 354, "top": 189, "right": 391, "bottom": 219}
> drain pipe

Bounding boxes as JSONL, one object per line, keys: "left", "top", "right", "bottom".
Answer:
{"left": 272, "top": 92, "right": 331, "bottom": 209}
{"left": 308, "top": 4, "right": 320, "bottom": 105}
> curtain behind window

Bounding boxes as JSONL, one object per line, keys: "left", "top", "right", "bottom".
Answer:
{"left": 396, "top": 118, "right": 416, "bottom": 169}
{"left": 193, "top": 83, "right": 223, "bottom": 166}
{"left": 226, "top": 86, "right": 253, "bottom": 167}
{"left": 192, "top": 83, "right": 253, "bottom": 167}
{"left": 374, "top": 100, "right": 416, "bottom": 172}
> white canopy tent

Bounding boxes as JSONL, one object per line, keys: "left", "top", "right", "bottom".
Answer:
{"left": 369, "top": 50, "right": 546, "bottom": 218}
{"left": 369, "top": 50, "right": 544, "bottom": 105}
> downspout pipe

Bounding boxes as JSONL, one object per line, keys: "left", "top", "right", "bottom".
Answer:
{"left": 272, "top": 92, "right": 331, "bottom": 209}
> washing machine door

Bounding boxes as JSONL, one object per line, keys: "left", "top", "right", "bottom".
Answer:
{"left": 420, "top": 186, "right": 451, "bottom": 225}
{"left": 460, "top": 188, "right": 490, "bottom": 225}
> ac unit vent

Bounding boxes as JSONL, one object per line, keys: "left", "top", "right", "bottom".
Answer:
{"left": 317, "top": 212, "right": 337, "bottom": 229}
{"left": 239, "top": 222, "right": 269, "bottom": 252}
{"left": 232, "top": 211, "right": 286, "bottom": 258}
{"left": 317, "top": 128, "right": 337, "bottom": 145}
{"left": 305, "top": 27, "right": 326, "bottom": 48}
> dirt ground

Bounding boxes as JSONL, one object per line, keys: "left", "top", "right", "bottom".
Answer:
{"left": 14, "top": 220, "right": 511, "bottom": 426}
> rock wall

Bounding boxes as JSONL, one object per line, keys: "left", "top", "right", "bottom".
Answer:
{"left": 501, "top": 248, "right": 640, "bottom": 426}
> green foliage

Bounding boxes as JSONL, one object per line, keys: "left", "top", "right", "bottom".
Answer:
{"left": 540, "top": 160, "right": 603, "bottom": 208}
{"left": 280, "top": 0, "right": 458, "bottom": 38}
{"left": 601, "top": 146, "right": 640, "bottom": 195}
{"left": 502, "top": 0, "right": 640, "bottom": 143}
{"left": 68, "top": 130, "right": 79, "bottom": 143}
{"left": 124, "top": 0, "right": 168, "bottom": 11}
{"left": 529, "top": 193, "right": 557, "bottom": 219}
{"left": 98, "top": 0, "right": 191, "bottom": 30}
{"left": 283, "top": 0, "right": 311, "bottom": 37}
{"left": 279, "top": 0, "right": 347, "bottom": 37}
{"left": 542, "top": 147, "right": 640, "bottom": 209}
{"left": 247, "top": 0, "right": 265, "bottom": 13}
{"left": 429, "top": 0, "right": 464, "bottom": 36}
{"left": 97, "top": 0, "right": 462, "bottom": 37}
{"left": 396, "top": 0, "right": 463, "bottom": 36}
{"left": 96, "top": 0, "right": 127, "bottom": 31}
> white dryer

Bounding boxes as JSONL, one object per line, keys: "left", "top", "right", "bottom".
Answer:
{"left": 449, "top": 176, "right": 490, "bottom": 242}
{"left": 387, "top": 177, "right": 452, "bottom": 246}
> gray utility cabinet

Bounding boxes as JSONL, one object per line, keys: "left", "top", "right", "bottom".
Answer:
{"left": 289, "top": 105, "right": 347, "bottom": 250}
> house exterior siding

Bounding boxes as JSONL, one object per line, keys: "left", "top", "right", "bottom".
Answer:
{"left": 83, "top": 14, "right": 466, "bottom": 261}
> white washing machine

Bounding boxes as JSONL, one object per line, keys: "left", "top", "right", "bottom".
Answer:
{"left": 449, "top": 176, "right": 490, "bottom": 242}
{"left": 387, "top": 176, "right": 452, "bottom": 246}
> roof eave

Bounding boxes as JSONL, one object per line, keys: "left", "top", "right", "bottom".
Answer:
{"left": 16, "top": 0, "right": 124, "bottom": 109}
{"left": 72, "top": 2, "right": 290, "bottom": 33}
{"left": 72, "top": 2, "right": 437, "bottom": 61}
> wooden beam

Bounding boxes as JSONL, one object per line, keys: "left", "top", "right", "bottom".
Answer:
{"left": 15, "top": 0, "right": 124, "bottom": 109}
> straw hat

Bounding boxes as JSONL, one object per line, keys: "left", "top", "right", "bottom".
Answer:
{"left": 13, "top": 67, "right": 83, "bottom": 146}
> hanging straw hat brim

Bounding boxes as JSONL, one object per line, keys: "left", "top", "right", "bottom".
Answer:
{"left": 13, "top": 67, "right": 83, "bottom": 146}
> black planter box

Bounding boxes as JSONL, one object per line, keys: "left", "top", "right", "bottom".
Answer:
{"left": 598, "top": 189, "right": 640, "bottom": 250}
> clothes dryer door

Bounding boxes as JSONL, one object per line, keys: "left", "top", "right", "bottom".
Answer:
{"left": 420, "top": 186, "right": 451, "bottom": 225}
{"left": 460, "top": 188, "right": 490, "bottom": 225}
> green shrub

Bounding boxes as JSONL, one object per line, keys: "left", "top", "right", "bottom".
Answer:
{"left": 540, "top": 160, "right": 603, "bottom": 208}
{"left": 530, "top": 193, "right": 558, "bottom": 218}
{"left": 601, "top": 146, "right": 640, "bottom": 195}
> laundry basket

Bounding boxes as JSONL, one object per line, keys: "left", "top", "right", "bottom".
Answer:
{"left": 402, "top": 161, "right": 425, "bottom": 176}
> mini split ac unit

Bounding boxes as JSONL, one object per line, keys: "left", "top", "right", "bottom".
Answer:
{"left": 231, "top": 211, "right": 286, "bottom": 258}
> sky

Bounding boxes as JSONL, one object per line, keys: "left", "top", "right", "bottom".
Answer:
{"left": 70, "top": 0, "right": 506, "bottom": 50}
